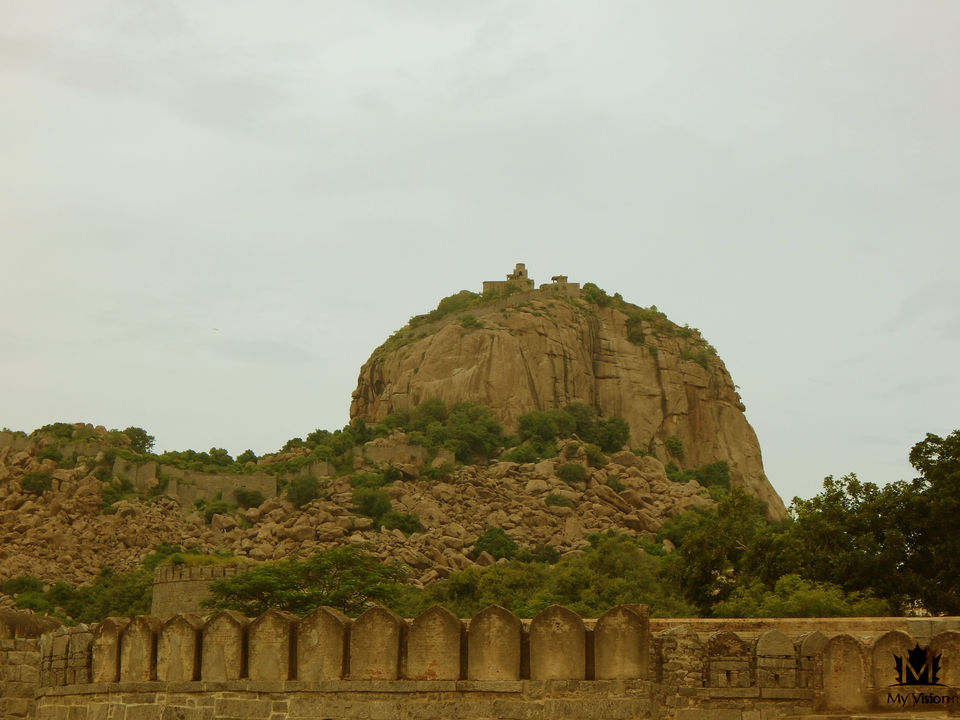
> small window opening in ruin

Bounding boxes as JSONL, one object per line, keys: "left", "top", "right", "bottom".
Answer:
{"left": 725, "top": 670, "right": 731, "bottom": 682}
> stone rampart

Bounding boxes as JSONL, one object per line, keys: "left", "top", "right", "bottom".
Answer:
{"left": 110, "top": 460, "right": 278, "bottom": 506}
{"left": 1, "top": 637, "right": 41, "bottom": 719}
{"left": 150, "top": 565, "right": 246, "bottom": 619}
{"left": 32, "top": 606, "right": 960, "bottom": 720}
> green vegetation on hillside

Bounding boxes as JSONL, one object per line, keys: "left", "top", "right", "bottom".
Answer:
{"left": 10, "top": 402, "right": 958, "bottom": 623}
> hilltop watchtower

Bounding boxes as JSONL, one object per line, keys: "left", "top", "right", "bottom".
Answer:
{"left": 482, "top": 263, "right": 535, "bottom": 294}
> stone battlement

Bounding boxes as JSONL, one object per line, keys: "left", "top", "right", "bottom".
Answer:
{"left": 151, "top": 565, "right": 247, "bottom": 619}
{"left": 31, "top": 606, "right": 960, "bottom": 719}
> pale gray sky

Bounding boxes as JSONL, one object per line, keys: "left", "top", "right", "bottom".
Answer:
{"left": 1, "top": 1, "right": 957, "bottom": 503}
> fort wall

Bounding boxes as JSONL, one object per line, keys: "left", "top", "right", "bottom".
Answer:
{"left": 0, "top": 637, "right": 41, "bottom": 719}
{"left": 150, "top": 566, "right": 246, "bottom": 619}
{"left": 32, "top": 606, "right": 960, "bottom": 720}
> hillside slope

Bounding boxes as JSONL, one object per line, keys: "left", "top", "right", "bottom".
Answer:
{"left": 0, "top": 427, "right": 713, "bottom": 589}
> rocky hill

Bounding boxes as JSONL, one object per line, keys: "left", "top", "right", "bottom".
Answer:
{"left": 352, "top": 268, "right": 786, "bottom": 517}
{"left": 0, "top": 426, "right": 712, "bottom": 592}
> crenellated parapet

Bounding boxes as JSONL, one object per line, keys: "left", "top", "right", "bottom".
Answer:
{"left": 32, "top": 610, "right": 960, "bottom": 720}
{"left": 150, "top": 564, "right": 246, "bottom": 618}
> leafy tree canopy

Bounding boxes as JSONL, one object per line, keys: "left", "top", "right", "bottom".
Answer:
{"left": 204, "top": 546, "right": 406, "bottom": 617}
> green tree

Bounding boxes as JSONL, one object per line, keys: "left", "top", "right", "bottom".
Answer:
{"left": 662, "top": 488, "right": 770, "bottom": 613}
{"left": 712, "top": 574, "right": 890, "bottom": 617}
{"left": 906, "top": 430, "right": 960, "bottom": 613}
{"left": 204, "top": 546, "right": 406, "bottom": 617}
{"left": 122, "top": 427, "right": 155, "bottom": 454}
{"left": 784, "top": 474, "right": 917, "bottom": 614}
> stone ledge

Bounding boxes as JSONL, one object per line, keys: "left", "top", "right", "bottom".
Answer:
{"left": 762, "top": 687, "right": 813, "bottom": 700}
{"left": 697, "top": 687, "right": 760, "bottom": 698}
{"left": 37, "top": 678, "right": 655, "bottom": 697}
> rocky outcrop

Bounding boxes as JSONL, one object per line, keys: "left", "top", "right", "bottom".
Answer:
{"left": 351, "top": 294, "right": 786, "bottom": 518}
{"left": 0, "top": 433, "right": 715, "bottom": 589}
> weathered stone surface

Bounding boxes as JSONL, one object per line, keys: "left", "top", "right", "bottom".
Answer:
{"left": 756, "top": 629, "right": 797, "bottom": 688}
{"left": 928, "top": 630, "right": 960, "bottom": 689}
{"left": 350, "top": 289, "right": 785, "bottom": 517}
{"left": 119, "top": 616, "right": 162, "bottom": 682}
{"left": 90, "top": 618, "right": 129, "bottom": 683}
{"left": 818, "top": 634, "right": 867, "bottom": 712}
{"left": 348, "top": 606, "right": 404, "bottom": 680}
{"left": 248, "top": 609, "right": 297, "bottom": 681}
{"left": 407, "top": 605, "right": 461, "bottom": 680}
{"left": 870, "top": 629, "right": 913, "bottom": 689}
{"left": 594, "top": 605, "right": 649, "bottom": 680}
{"left": 529, "top": 605, "right": 585, "bottom": 680}
{"left": 157, "top": 613, "right": 203, "bottom": 682}
{"left": 705, "top": 630, "right": 753, "bottom": 688}
{"left": 201, "top": 610, "right": 248, "bottom": 681}
{"left": 467, "top": 605, "right": 522, "bottom": 681}
{"left": 297, "top": 606, "right": 348, "bottom": 681}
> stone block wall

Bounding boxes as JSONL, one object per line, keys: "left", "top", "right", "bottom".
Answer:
{"left": 150, "top": 565, "right": 245, "bottom": 619}
{"left": 29, "top": 608, "right": 960, "bottom": 720}
{"left": 0, "top": 637, "right": 41, "bottom": 719}
{"left": 109, "top": 459, "right": 278, "bottom": 506}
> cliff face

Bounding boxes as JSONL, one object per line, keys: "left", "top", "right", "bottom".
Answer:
{"left": 351, "top": 293, "right": 786, "bottom": 518}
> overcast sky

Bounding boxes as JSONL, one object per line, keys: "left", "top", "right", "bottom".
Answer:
{"left": 1, "top": 1, "right": 957, "bottom": 504}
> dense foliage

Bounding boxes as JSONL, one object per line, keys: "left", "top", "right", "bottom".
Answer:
{"left": 203, "top": 546, "right": 406, "bottom": 616}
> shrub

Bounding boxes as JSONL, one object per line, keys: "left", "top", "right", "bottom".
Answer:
{"left": 581, "top": 282, "right": 612, "bottom": 307}
{"left": 286, "top": 476, "right": 320, "bottom": 508}
{"left": 584, "top": 443, "right": 607, "bottom": 468}
{"left": 472, "top": 527, "right": 518, "bottom": 560}
{"left": 200, "top": 500, "right": 232, "bottom": 523}
{"left": 545, "top": 493, "right": 574, "bottom": 508}
{"left": 664, "top": 435, "right": 684, "bottom": 459}
{"left": 234, "top": 488, "right": 265, "bottom": 509}
{"left": 680, "top": 349, "right": 710, "bottom": 369}
{"left": 39, "top": 422, "right": 74, "bottom": 440}
{"left": 37, "top": 446, "right": 63, "bottom": 463}
{"left": 21, "top": 471, "right": 52, "bottom": 494}
{"left": 564, "top": 442, "right": 581, "bottom": 458}
{"left": 352, "top": 488, "right": 391, "bottom": 524}
{"left": 607, "top": 476, "right": 625, "bottom": 492}
{"left": 459, "top": 314, "right": 483, "bottom": 330}
{"left": 382, "top": 465, "right": 404, "bottom": 483}
{"left": 422, "top": 461, "right": 455, "bottom": 480}
{"left": 596, "top": 417, "right": 630, "bottom": 453}
{"left": 349, "top": 472, "right": 389, "bottom": 489}
{"left": 0, "top": 575, "right": 44, "bottom": 595}
{"left": 236, "top": 449, "right": 258, "bottom": 464}
{"left": 381, "top": 511, "right": 424, "bottom": 535}
{"left": 556, "top": 463, "right": 587, "bottom": 485}
{"left": 100, "top": 475, "right": 135, "bottom": 507}
{"left": 502, "top": 444, "right": 539, "bottom": 463}
{"left": 516, "top": 544, "right": 560, "bottom": 564}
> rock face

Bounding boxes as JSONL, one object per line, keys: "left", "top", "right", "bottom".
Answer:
{"left": 351, "top": 290, "right": 786, "bottom": 518}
